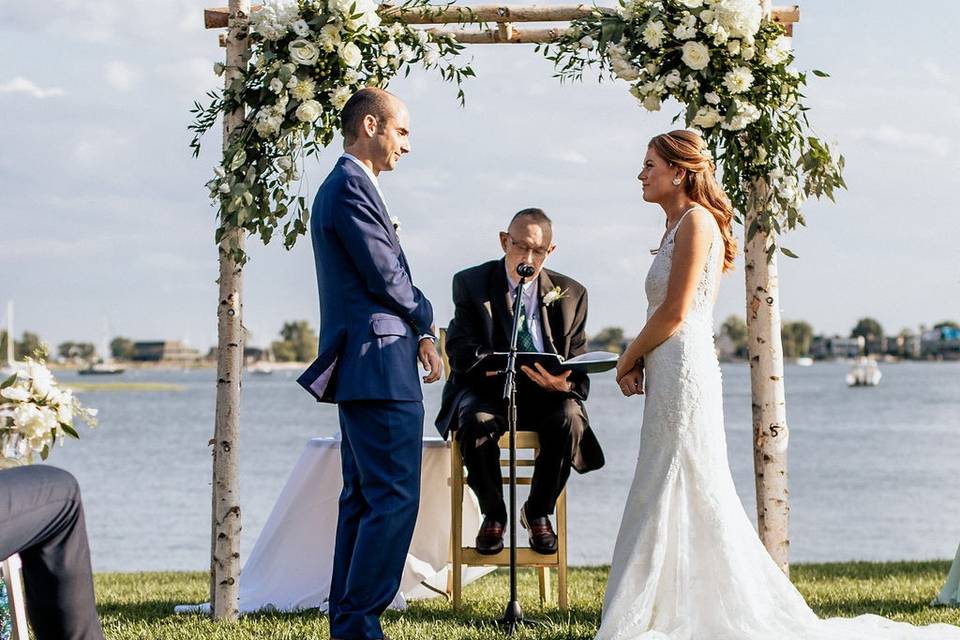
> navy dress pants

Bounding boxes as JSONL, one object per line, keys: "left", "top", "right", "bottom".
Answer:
{"left": 0, "top": 465, "right": 104, "bottom": 640}
{"left": 329, "top": 400, "right": 424, "bottom": 640}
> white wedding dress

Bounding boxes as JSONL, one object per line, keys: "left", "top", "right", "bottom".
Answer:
{"left": 596, "top": 208, "right": 960, "bottom": 640}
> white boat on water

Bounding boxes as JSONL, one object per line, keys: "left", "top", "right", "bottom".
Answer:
{"left": 78, "top": 318, "right": 125, "bottom": 376}
{"left": 1, "top": 300, "right": 25, "bottom": 378}
{"left": 846, "top": 357, "right": 882, "bottom": 387}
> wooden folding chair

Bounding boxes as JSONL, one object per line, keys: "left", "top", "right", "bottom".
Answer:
{"left": 439, "top": 329, "right": 568, "bottom": 611}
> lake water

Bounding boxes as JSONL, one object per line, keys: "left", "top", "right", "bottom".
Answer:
{"left": 42, "top": 361, "right": 960, "bottom": 572}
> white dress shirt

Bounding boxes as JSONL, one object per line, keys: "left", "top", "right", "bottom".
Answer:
{"left": 506, "top": 266, "right": 544, "bottom": 352}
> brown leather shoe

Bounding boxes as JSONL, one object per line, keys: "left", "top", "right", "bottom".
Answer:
{"left": 521, "top": 503, "right": 558, "bottom": 554}
{"left": 475, "top": 516, "right": 505, "bottom": 555}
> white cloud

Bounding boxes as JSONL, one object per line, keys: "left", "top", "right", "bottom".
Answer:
{"left": 550, "top": 150, "right": 589, "bottom": 164}
{"left": 922, "top": 60, "right": 953, "bottom": 85}
{"left": 105, "top": 61, "right": 142, "bottom": 91}
{"left": 846, "top": 125, "right": 953, "bottom": 158}
{"left": 0, "top": 77, "right": 65, "bottom": 99}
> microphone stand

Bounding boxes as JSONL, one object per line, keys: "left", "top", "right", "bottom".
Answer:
{"left": 498, "top": 265, "right": 533, "bottom": 634}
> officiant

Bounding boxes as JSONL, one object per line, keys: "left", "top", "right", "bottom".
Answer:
{"left": 435, "top": 208, "right": 604, "bottom": 556}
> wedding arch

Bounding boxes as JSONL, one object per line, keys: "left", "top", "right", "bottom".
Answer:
{"left": 195, "top": 0, "right": 844, "bottom": 619}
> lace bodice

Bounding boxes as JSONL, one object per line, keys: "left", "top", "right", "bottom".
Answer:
{"left": 644, "top": 206, "right": 722, "bottom": 329}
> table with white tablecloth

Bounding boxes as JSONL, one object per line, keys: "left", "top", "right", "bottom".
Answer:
{"left": 178, "top": 435, "right": 492, "bottom": 614}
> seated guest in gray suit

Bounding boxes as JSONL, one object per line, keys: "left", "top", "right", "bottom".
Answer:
{"left": 436, "top": 208, "right": 604, "bottom": 555}
{"left": 0, "top": 465, "right": 105, "bottom": 640}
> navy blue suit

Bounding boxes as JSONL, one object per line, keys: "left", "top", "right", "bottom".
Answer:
{"left": 298, "top": 156, "right": 433, "bottom": 640}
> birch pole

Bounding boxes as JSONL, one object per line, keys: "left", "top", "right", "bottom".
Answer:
{"left": 210, "top": 0, "right": 249, "bottom": 620}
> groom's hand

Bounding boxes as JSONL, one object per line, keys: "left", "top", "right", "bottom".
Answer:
{"left": 521, "top": 363, "right": 573, "bottom": 394}
{"left": 419, "top": 337, "right": 443, "bottom": 383}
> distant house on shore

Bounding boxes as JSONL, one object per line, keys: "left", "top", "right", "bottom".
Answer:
{"left": 810, "top": 335, "right": 864, "bottom": 360}
{"left": 132, "top": 340, "right": 201, "bottom": 362}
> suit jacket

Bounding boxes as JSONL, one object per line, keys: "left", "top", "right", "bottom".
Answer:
{"left": 435, "top": 259, "right": 604, "bottom": 473}
{"left": 297, "top": 157, "right": 433, "bottom": 403}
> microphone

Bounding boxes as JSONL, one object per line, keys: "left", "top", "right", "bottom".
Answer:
{"left": 516, "top": 263, "right": 535, "bottom": 278}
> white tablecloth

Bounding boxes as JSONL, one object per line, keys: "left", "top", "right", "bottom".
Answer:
{"left": 178, "top": 435, "right": 492, "bottom": 614}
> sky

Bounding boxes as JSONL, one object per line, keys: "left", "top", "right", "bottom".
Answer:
{"left": 1, "top": 0, "right": 958, "bottom": 352}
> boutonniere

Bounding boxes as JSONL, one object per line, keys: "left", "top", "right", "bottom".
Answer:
{"left": 390, "top": 216, "right": 401, "bottom": 239}
{"left": 542, "top": 286, "right": 568, "bottom": 307}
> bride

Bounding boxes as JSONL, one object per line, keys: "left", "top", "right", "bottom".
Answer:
{"left": 598, "top": 129, "right": 960, "bottom": 640}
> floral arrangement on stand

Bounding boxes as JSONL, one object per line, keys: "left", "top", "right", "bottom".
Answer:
{"left": 542, "top": 0, "right": 845, "bottom": 256}
{"left": 190, "top": 0, "right": 475, "bottom": 264}
{"left": 0, "top": 359, "right": 98, "bottom": 467}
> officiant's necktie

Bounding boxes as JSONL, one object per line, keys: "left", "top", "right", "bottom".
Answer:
{"left": 517, "top": 300, "right": 537, "bottom": 352}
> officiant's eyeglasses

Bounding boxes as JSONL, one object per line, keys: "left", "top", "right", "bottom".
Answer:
{"left": 506, "top": 235, "right": 550, "bottom": 259}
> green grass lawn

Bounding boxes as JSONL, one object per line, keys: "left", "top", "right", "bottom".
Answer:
{"left": 95, "top": 562, "right": 960, "bottom": 639}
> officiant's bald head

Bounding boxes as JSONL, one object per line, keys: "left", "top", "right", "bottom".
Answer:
{"left": 500, "top": 208, "right": 557, "bottom": 282}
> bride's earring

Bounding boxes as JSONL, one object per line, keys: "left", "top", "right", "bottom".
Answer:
{"left": 672, "top": 178, "right": 682, "bottom": 186}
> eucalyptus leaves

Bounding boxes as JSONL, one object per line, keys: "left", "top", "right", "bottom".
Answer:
{"left": 543, "top": 0, "right": 846, "bottom": 257}
{"left": 190, "top": 0, "right": 474, "bottom": 264}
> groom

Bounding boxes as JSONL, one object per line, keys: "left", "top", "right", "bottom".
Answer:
{"left": 297, "top": 87, "right": 442, "bottom": 640}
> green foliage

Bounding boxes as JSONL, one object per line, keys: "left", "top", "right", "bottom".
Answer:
{"left": 58, "top": 341, "right": 97, "bottom": 361}
{"left": 191, "top": 0, "right": 474, "bottom": 265}
{"left": 781, "top": 320, "right": 813, "bottom": 358}
{"left": 111, "top": 337, "right": 136, "bottom": 360}
{"left": 589, "top": 326, "right": 626, "bottom": 353}
{"left": 14, "top": 331, "right": 45, "bottom": 361}
{"left": 92, "top": 563, "right": 960, "bottom": 639}
{"left": 720, "top": 315, "right": 748, "bottom": 358}
{"left": 851, "top": 317, "right": 884, "bottom": 341}
{"left": 541, "top": 1, "right": 846, "bottom": 259}
{"left": 271, "top": 320, "right": 319, "bottom": 362}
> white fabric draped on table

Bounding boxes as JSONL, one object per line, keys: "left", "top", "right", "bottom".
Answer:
{"left": 176, "top": 436, "right": 492, "bottom": 614}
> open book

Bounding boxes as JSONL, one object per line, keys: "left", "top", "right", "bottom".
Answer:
{"left": 469, "top": 350, "right": 619, "bottom": 375}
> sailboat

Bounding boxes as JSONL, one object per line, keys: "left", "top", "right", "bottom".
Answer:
{"left": 78, "top": 318, "right": 125, "bottom": 376}
{"left": 1, "top": 300, "right": 24, "bottom": 378}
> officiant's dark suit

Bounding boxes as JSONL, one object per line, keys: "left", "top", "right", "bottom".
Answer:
{"left": 436, "top": 208, "right": 603, "bottom": 554}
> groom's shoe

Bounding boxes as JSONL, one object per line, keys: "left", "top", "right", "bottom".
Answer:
{"left": 520, "top": 503, "right": 558, "bottom": 555}
{"left": 475, "top": 516, "right": 505, "bottom": 555}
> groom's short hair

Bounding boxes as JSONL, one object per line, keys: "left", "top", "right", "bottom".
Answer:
{"left": 510, "top": 208, "right": 553, "bottom": 231}
{"left": 341, "top": 88, "right": 397, "bottom": 144}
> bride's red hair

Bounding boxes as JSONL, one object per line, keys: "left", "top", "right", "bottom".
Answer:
{"left": 649, "top": 130, "right": 737, "bottom": 273}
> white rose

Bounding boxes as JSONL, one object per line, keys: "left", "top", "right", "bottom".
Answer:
{"left": 329, "top": 86, "right": 352, "bottom": 109}
{"left": 681, "top": 41, "right": 711, "bottom": 70}
{"left": 642, "top": 94, "right": 662, "bottom": 111}
{"left": 376, "top": 55, "right": 388, "bottom": 68}
{"left": 269, "top": 77, "right": 284, "bottom": 93}
{"left": 641, "top": 21, "right": 667, "bottom": 48}
{"left": 727, "top": 39, "right": 741, "bottom": 55}
{"left": 714, "top": 0, "right": 762, "bottom": 39}
{"left": 286, "top": 75, "right": 299, "bottom": 89}
{"left": 722, "top": 66, "right": 754, "bottom": 93}
{"left": 423, "top": 42, "right": 441, "bottom": 66}
{"left": 611, "top": 59, "right": 639, "bottom": 81}
{"left": 579, "top": 36, "right": 595, "bottom": 50}
{"left": 1, "top": 386, "right": 29, "bottom": 402}
{"left": 400, "top": 44, "right": 416, "bottom": 62}
{"left": 705, "top": 91, "right": 721, "bottom": 104}
{"left": 672, "top": 24, "right": 697, "bottom": 40}
{"left": 700, "top": 9, "right": 715, "bottom": 22}
{"left": 288, "top": 39, "right": 320, "bottom": 66}
{"left": 664, "top": 69, "right": 682, "bottom": 88}
{"left": 277, "top": 156, "right": 293, "bottom": 171}
{"left": 383, "top": 39, "right": 400, "bottom": 56}
{"left": 343, "top": 69, "right": 360, "bottom": 84}
{"left": 27, "top": 362, "right": 53, "bottom": 399}
{"left": 692, "top": 106, "right": 723, "bottom": 128}
{"left": 292, "top": 19, "right": 311, "bottom": 37}
{"left": 741, "top": 42, "right": 756, "bottom": 60}
{"left": 339, "top": 41, "right": 363, "bottom": 68}
{"left": 760, "top": 35, "right": 791, "bottom": 66}
{"left": 295, "top": 99, "right": 322, "bottom": 123}
{"left": 683, "top": 76, "right": 700, "bottom": 91}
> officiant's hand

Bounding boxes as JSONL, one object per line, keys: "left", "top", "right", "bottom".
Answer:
{"left": 617, "top": 362, "right": 644, "bottom": 397}
{"left": 521, "top": 363, "right": 573, "bottom": 394}
{"left": 419, "top": 338, "right": 443, "bottom": 383}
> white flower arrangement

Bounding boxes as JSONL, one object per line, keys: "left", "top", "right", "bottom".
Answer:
{"left": 542, "top": 286, "right": 568, "bottom": 307}
{"left": 542, "top": 0, "right": 845, "bottom": 257}
{"left": 190, "top": 0, "right": 474, "bottom": 265}
{"left": 0, "top": 359, "right": 97, "bottom": 467}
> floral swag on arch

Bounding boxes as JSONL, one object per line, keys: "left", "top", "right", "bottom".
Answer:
{"left": 191, "top": 0, "right": 844, "bottom": 263}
